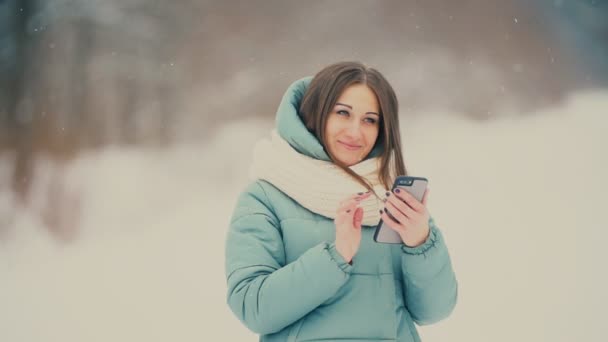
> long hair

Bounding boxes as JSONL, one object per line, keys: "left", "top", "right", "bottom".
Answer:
{"left": 299, "top": 61, "right": 407, "bottom": 193}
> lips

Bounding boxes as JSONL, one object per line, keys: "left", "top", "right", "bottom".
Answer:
{"left": 338, "top": 140, "right": 361, "bottom": 150}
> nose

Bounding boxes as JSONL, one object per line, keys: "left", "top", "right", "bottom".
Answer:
{"left": 344, "top": 121, "right": 362, "bottom": 139}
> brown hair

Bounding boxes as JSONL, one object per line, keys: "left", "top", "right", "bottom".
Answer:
{"left": 299, "top": 61, "right": 407, "bottom": 194}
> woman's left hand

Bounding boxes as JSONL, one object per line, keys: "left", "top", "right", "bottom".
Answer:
{"left": 380, "top": 187, "right": 431, "bottom": 248}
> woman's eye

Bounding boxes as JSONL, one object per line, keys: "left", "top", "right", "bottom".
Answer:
{"left": 364, "top": 118, "right": 377, "bottom": 124}
{"left": 337, "top": 110, "right": 349, "bottom": 116}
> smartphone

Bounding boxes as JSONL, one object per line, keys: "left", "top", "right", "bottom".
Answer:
{"left": 373, "top": 176, "right": 428, "bottom": 244}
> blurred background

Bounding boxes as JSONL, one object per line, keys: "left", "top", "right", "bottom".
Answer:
{"left": 1, "top": 0, "right": 607, "bottom": 341}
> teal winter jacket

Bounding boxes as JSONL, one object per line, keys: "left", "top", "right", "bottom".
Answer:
{"left": 225, "top": 77, "right": 458, "bottom": 342}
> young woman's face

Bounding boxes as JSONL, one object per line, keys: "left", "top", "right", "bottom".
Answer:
{"left": 324, "top": 83, "right": 381, "bottom": 166}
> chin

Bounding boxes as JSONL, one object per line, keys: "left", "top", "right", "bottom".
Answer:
{"left": 337, "top": 155, "right": 361, "bottom": 166}
{"left": 331, "top": 144, "right": 370, "bottom": 165}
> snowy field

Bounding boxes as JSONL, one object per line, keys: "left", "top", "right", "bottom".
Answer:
{"left": 1, "top": 91, "right": 607, "bottom": 341}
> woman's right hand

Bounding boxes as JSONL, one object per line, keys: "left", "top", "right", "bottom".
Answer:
{"left": 334, "top": 191, "right": 372, "bottom": 263}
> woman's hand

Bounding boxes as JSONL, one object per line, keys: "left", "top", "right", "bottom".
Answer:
{"left": 380, "top": 187, "right": 431, "bottom": 247}
{"left": 334, "top": 191, "right": 372, "bottom": 263}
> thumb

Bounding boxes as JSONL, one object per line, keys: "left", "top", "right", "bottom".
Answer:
{"left": 353, "top": 207, "right": 364, "bottom": 229}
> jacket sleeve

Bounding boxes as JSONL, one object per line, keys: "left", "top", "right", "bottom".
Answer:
{"left": 224, "top": 181, "right": 353, "bottom": 335}
{"left": 400, "top": 215, "right": 458, "bottom": 325}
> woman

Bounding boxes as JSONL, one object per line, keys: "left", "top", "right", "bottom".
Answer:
{"left": 225, "top": 62, "right": 458, "bottom": 342}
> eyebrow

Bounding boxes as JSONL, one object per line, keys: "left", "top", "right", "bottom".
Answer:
{"left": 335, "top": 102, "right": 379, "bottom": 116}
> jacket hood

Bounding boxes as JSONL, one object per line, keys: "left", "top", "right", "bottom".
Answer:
{"left": 275, "top": 76, "right": 383, "bottom": 162}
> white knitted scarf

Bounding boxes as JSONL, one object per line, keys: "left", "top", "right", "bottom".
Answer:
{"left": 249, "top": 130, "right": 392, "bottom": 227}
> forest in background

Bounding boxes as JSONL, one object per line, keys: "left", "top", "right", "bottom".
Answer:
{"left": 0, "top": 0, "right": 607, "bottom": 237}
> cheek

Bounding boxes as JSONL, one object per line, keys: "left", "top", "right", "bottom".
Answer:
{"left": 364, "top": 127, "right": 380, "bottom": 145}
{"left": 324, "top": 118, "right": 341, "bottom": 139}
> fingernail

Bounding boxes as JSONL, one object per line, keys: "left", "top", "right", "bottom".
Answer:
{"left": 394, "top": 188, "right": 401, "bottom": 193}
{"left": 379, "top": 210, "right": 383, "bottom": 214}
{"left": 346, "top": 209, "right": 351, "bottom": 213}
{"left": 357, "top": 192, "right": 364, "bottom": 195}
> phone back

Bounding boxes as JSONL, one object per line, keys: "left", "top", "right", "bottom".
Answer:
{"left": 373, "top": 177, "right": 428, "bottom": 244}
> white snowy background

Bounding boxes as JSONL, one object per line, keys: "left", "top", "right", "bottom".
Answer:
{"left": 1, "top": 91, "right": 607, "bottom": 341}
{"left": 2, "top": 1, "right": 608, "bottom": 341}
